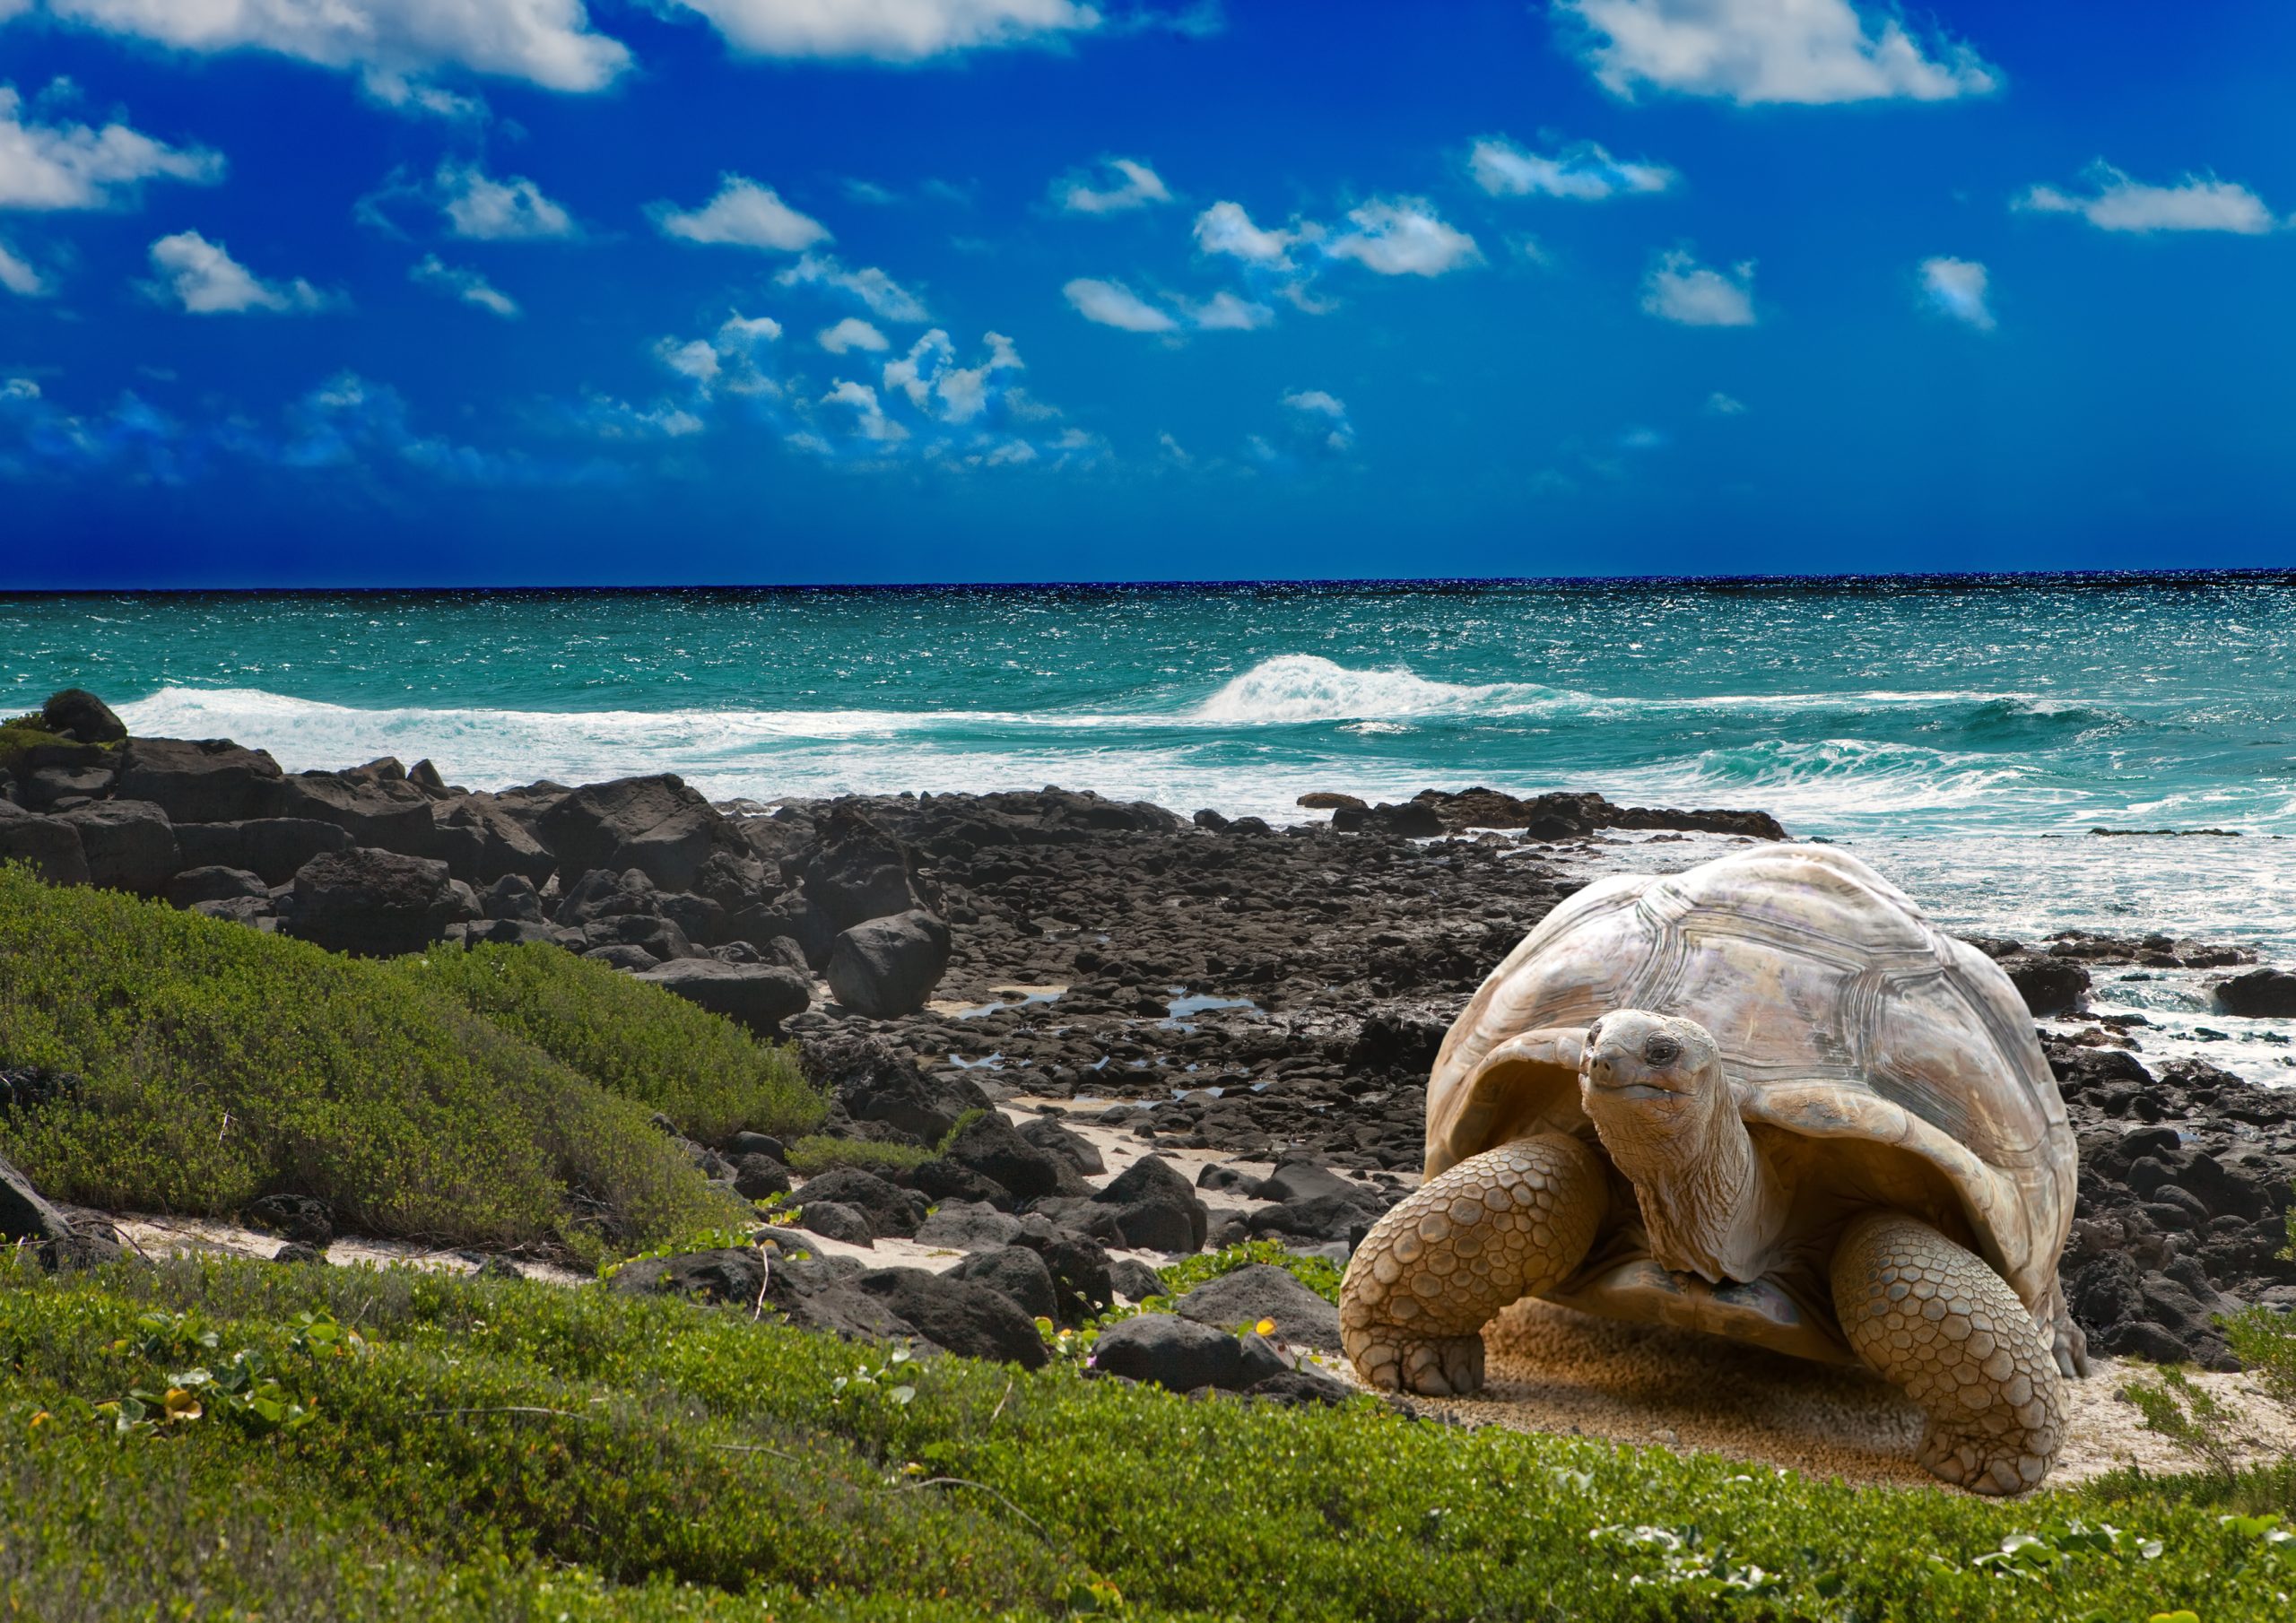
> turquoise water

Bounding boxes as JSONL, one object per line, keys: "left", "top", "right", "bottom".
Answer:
{"left": 5, "top": 576, "right": 2296, "bottom": 970}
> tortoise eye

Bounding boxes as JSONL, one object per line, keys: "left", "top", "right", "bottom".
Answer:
{"left": 1643, "top": 1034, "right": 1683, "bottom": 1066}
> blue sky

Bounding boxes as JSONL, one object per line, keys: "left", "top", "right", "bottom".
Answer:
{"left": 2, "top": 0, "right": 2292, "bottom": 587}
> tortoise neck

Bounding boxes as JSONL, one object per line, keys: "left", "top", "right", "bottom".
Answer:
{"left": 1591, "top": 1063, "right": 1787, "bottom": 1284}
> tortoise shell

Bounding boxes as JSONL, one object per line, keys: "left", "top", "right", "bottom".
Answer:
{"left": 1424, "top": 845, "right": 2075, "bottom": 1315}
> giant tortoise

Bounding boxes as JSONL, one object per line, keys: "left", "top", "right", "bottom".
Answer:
{"left": 1338, "top": 844, "right": 2086, "bottom": 1494}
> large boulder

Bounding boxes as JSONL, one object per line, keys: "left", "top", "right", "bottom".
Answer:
{"left": 825, "top": 909, "right": 952, "bottom": 1018}
{"left": 1018, "top": 1115, "right": 1104, "bottom": 1176}
{"left": 794, "top": 1167, "right": 927, "bottom": 1238}
{"left": 942, "top": 1110, "right": 1081, "bottom": 1202}
{"left": 790, "top": 806, "right": 937, "bottom": 931}
{"left": 0, "top": 1152, "right": 73, "bottom": 1244}
{"left": 277, "top": 774, "right": 439, "bottom": 855}
{"left": 1091, "top": 1313, "right": 1285, "bottom": 1392}
{"left": 173, "top": 818, "right": 354, "bottom": 886}
{"left": 1173, "top": 1264, "right": 1343, "bottom": 1353}
{"left": 851, "top": 1268, "right": 1048, "bottom": 1367}
{"left": 0, "top": 802, "right": 89, "bottom": 885}
{"left": 2215, "top": 968, "right": 2296, "bottom": 1019}
{"left": 431, "top": 795, "right": 556, "bottom": 886}
{"left": 115, "top": 737, "right": 285, "bottom": 823}
{"left": 540, "top": 775, "right": 726, "bottom": 893}
{"left": 56, "top": 800, "right": 178, "bottom": 895}
{"left": 39, "top": 688, "right": 126, "bottom": 744}
{"left": 607, "top": 1247, "right": 766, "bottom": 1306}
{"left": 948, "top": 1245, "right": 1058, "bottom": 1321}
{"left": 283, "top": 847, "right": 467, "bottom": 956}
{"left": 1094, "top": 1155, "right": 1209, "bottom": 1253}
{"left": 167, "top": 864, "right": 269, "bottom": 907}
{"left": 631, "top": 959, "right": 810, "bottom": 1036}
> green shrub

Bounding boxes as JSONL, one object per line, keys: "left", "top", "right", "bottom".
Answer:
{"left": 7, "top": 1255, "right": 2295, "bottom": 1623}
{"left": 1157, "top": 1239, "right": 1346, "bottom": 1304}
{"left": 400, "top": 942, "right": 825, "bottom": 1141}
{"left": 0, "top": 867, "right": 740, "bottom": 1258}
{"left": 787, "top": 1136, "right": 932, "bottom": 1176}
{"left": 0, "top": 714, "right": 107, "bottom": 775}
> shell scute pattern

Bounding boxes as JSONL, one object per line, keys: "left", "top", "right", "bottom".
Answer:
{"left": 1428, "top": 845, "right": 2075, "bottom": 1316}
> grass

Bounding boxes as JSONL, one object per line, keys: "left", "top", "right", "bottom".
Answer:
{"left": 2, "top": 1254, "right": 2293, "bottom": 1622}
{"left": 403, "top": 942, "right": 825, "bottom": 1143}
{"left": 787, "top": 1136, "right": 935, "bottom": 1176}
{"left": 0, "top": 866, "right": 820, "bottom": 1260}
{"left": 0, "top": 711, "right": 109, "bottom": 775}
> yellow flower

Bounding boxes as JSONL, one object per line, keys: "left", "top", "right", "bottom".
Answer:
{"left": 161, "top": 1387, "right": 204, "bottom": 1423}
{"left": 27, "top": 1410, "right": 48, "bottom": 1429}
{"left": 1255, "top": 1318, "right": 1277, "bottom": 1336}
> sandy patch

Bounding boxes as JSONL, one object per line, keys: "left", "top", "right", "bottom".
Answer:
{"left": 1352, "top": 1296, "right": 2296, "bottom": 1491}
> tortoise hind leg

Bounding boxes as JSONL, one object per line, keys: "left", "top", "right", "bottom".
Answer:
{"left": 1340, "top": 1133, "right": 1606, "bottom": 1396}
{"left": 1830, "top": 1211, "right": 2066, "bottom": 1496}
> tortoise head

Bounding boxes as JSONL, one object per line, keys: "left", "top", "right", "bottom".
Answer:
{"left": 1578, "top": 1010, "right": 1730, "bottom": 1171}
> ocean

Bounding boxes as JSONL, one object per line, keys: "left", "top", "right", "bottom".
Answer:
{"left": 7, "top": 574, "right": 2295, "bottom": 1081}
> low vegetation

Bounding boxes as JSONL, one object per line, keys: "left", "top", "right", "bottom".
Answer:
{"left": 404, "top": 942, "right": 825, "bottom": 1143}
{"left": 0, "top": 867, "right": 819, "bottom": 1259}
{"left": 2, "top": 1255, "right": 2292, "bottom": 1621}
{"left": 0, "top": 712, "right": 104, "bottom": 776}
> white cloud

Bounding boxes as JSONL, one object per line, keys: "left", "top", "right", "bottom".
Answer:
{"left": 1182, "top": 290, "right": 1272, "bottom": 330}
{"left": 1063, "top": 275, "right": 1177, "bottom": 332}
{"left": 145, "top": 230, "right": 327, "bottom": 314}
{"left": 436, "top": 161, "right": 576, "bottom": 239}
{"left": 1057, "top": 156, "right": 1170, "bottom": 215}
{"left": 654, "top": 175, "right": 830, "bottom": 251}
{"left": 776, "top": 252, "right": 927, "bottom": 320}
{"left": 1468, "top": 135, "right": 1675, "bottom": 200}
{"left": 653, "top": 311, "right": 784, "bottom": 399}
{"left": 822, "top": 378, "right": 906, "bottom": 441}
{"left": 1559, "top": 0, "right": 1999, "bottom": 105}
{"left": 410, "top": 253, "right": 518, "bottom": 317}
{"left": 0, "top": 84, "right": 222, "bottom": 210}
{"left": 1324, "top": 197, "right": 1480, "bottom": 277}
{"left": 1917, "top": 255, "right": 1992, "bottom": 330}
{"left": 666, "top": 0, "right": 1100, "bottom": 62}
{"left": 0, "top": 238, "right": 46, "bottom": 295}
{"left": 883, "top": 327, "right": 1022, "bottom": 421}
{"left": 819, "top": 316, "right": 889, "bottom": 353}
{"left": 1280, "top": 387, "right": 1353, "bottom": 453}
{"left": 40, "top": 0, "right": 631, "bottom": 98}
{"left": 1641, "top": 249, "right": 1755, "bottom": 325}
{"left": 1705, "top": 390, "right": 1746, "bottom": 414}
{"left": 1192, "top": 199, "right": 1301, "bottom": 266}
{"left": 2016, "top": 162, "right": 2275, "bottom": 235}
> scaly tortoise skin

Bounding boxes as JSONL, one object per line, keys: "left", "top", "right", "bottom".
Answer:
{"left": 1339, "top": 845, "right": 2085, "bottom": 1494}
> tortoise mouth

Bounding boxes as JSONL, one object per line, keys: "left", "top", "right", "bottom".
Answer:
{"left": 1582, "top": 1079, "right": 1677, "bottom": 1103}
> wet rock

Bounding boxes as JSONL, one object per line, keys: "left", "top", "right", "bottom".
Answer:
{"left": 1328, "top": 801, "right": 1445, "bottom": 839}
{"left": 826, "top": 909, "right": 952, "bottom": 1018}
{"left": 631, "top": 959, "right": 810, "bottom": 1036}
{"left": 2215, "top": 968, "right": 2296, "bottom": 1019}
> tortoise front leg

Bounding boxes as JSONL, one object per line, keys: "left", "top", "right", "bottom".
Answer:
{"left": 1340, "top": 1133, "right": 1606, "bottom": 1396}
{"left": 1830, "top": 1211, "right": 2066, "bottom": 1495}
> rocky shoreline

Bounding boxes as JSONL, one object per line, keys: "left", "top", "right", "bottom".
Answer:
{"left": 1, "top": 687, "right": 2292, "bottom": 1376}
